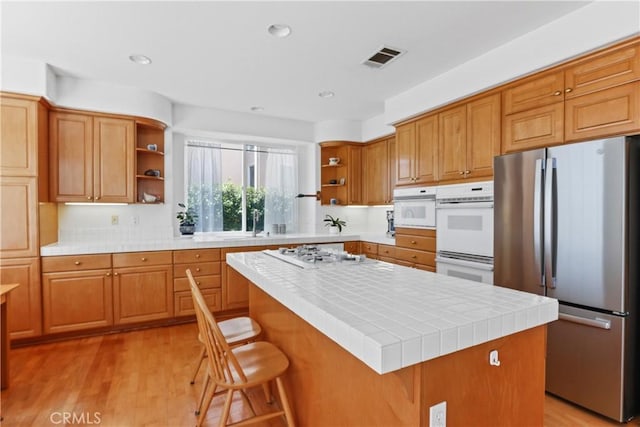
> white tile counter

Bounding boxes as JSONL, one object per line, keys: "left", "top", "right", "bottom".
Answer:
{"left": 226, "top": 251, "right": 558, "bottom": 374}
{"left": 39, "top": 233, "right": 363, "bottom": 256}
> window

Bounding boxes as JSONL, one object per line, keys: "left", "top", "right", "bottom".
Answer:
{"left": 185, "top": 140, "right": 298, "bottom": 234}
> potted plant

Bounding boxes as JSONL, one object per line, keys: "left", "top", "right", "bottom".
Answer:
{"left": 324, "top": 214, "right": 346, "bottom": 234}
{"left": 177, "top": 202, "right": 198, "bottom": 235}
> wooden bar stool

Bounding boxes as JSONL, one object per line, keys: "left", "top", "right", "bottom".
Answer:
{"left": 186, "top": 269, "right": 262, "bottom": 416}
{"left": 188, "top": 270, "right": 295, "bottom": 427}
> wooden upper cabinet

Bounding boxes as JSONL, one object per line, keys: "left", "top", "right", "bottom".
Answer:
{"left": 503, "top": 70, "right": 565, "bottom": 115}
{"left": 50, "top": 112, "right": 93, "bottom": 202}
{"left": 363, "top": 139, "right": 389, "bottom": 205}
{"left": 503, "top": 39, "right": 640, "bottom": 152}
{"left": 395, "top": 115, "right": 438, "bottom": 186}
{"left": 565, "top": 81, "right": 640, "bottom": 142}
{"left": 438, "top": 105, "right": 467, "bottom": 182}
{"left": 346, "top": 145, "right": 363, "bottom": 205}
{"left": 50, "top": 111, "right": 135, "bottom": 203}
{"left": 565, "top": 42, "right": 640, "bottom": 99}
{"left": 466, "top": 93, "right": 501, "bottom": 179}
{"left": 93, "top": 117, "right": 135, "bottom": 203}
{"left": 395, "top": 122, "right": 416, "bottom": 186}
{"left": 1, "top": 95, "right": 41, "bottom": 177}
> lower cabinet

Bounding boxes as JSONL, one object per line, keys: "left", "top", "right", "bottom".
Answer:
{"left": 222, "top": 261, "right": 251, "bottom": 310}
{"left": 173, "top": 249, "right": 221, "bottom": 316}
{"left": 41, "top": 254, "right": 113, "bottom": 334}
{"left": 112, "top": 251, "right": 173, "bottom": 324}
{"left": 360, "top": 229, "right": 437, "bottom": 272}
{"left": 0, "top": 257, "right": 42, "bottom": 338}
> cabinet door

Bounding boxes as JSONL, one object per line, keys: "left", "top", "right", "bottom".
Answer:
{"left": 42, "top": 269, "right": 113, "bottom": 333}
{"left": 415, "top": 115, "right": 438, "bottom": 184}
{"left": 363, "top": 140, "right": 388, "bottom": 205}
{"left": 0, "top": 257, "right": 41, "bottom": 338}
{"left": 113, "top": 264, "right": 173, "bottom": 324}
{"left": 93, "top": 117, "right": 135, "bottom": 203}
{"left": 394, "top": 123, "right": 415, "bottom": 186}
{"left": 502, "top": 102, "right": 564, "bottom": 153}
{"left": 0, "top": 96, "right": 38, "bottom": 177}
{"left": 222, "top": 263, "right": 250, "bottom": 310}
{"left": 438, "top": 105, "right": 467, "bottom": 182}
{"left": 50, "top": 112, "right": 93, "bottom": 202}
{"left": 347, "top": 145, "right": 363, "bottom": 205}
{"left": 565, "top": 43, "right": 640, "bottom": 99}
{"left": 503, "top": 70, "right": 565, "bottom": 115}
{"left": 0, "top": 176, "right": 38, "bottom": 258}
{"left": 467, "top": 94, "right": 501, "bottom": 179}
{"left": 565, "top": 82, "right": 640, "bottom": 142}
{"left": 387, "top": 137, "right": 396, "bottom": 199}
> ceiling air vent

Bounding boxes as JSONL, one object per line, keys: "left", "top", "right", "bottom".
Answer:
{"left": 362, "top": 45, "right": 406, "bottom": 69}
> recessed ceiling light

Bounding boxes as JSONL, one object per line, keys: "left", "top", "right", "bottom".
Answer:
{"left": 129, "top": 54, "right": 152, "bottom": 65}
{"left": 318, "top": 91, "right": 335, "bottom": 98}
{"left": 250, "top": 106, "right": 265, "bottom": 112}
{"left": 268, "top": 24, "right": 291, "bottom": 38}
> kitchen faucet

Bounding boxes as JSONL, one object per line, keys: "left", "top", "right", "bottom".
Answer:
{"left": 252, "top": 209, "right": 260, "bottom": 237}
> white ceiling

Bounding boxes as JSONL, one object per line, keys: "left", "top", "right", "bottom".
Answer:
{"left": 2, "top": 1, "right": 591, "bottom": 124}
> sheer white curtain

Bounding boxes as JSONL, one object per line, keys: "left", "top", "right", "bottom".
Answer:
{"left": 264, "top": 148, "right": 298, "bottom": 233}
{"left": 185, "top": 141, "right": 223, "bottom": 232}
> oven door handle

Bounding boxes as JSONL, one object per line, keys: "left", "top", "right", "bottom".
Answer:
{"left": 436, "top": 201, "right": 494, "bottom": 209}
{"left": 435, "top": 256, "right": 494, "bottom": 271}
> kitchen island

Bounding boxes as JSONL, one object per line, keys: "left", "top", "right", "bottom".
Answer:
{"left": 227, "top": 251, "right": 558, "bottom": 426}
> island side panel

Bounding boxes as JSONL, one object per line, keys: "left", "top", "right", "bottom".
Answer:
{"left": 249, "top": 283, "right": 422, "bottom": 427}
{"left": 421, "top": 325, "right": 547, "bottom": 427}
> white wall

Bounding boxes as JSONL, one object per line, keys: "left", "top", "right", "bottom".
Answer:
{"left": 385, "top": 1, "right": 640, "bottom": 124}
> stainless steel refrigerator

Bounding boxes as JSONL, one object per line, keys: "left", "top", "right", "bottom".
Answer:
{"left": 494, "top": 136, "right": 639, "bottom": 422}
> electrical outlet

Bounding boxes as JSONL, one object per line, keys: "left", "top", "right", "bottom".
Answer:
{"left": 131, "top": 215, "right": 139, "bottom": 225}
{"left": 111, "top": 215, "right": 119, "bottom": 225}
{"left": 429, "top": 401, "right": 446, "bottom": 427}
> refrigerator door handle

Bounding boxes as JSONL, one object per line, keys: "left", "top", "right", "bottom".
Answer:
{"left": 544, "top": 157, "right": 556, "bottom": 289}
{"left": 533, "top": 158, "right": 544, "bottom": 286}
{"left": 558, "top": 313, "right": 611, "bottom": 330}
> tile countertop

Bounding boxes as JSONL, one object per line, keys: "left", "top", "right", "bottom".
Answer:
{"left": 39, "top": 233, "right": 367, "bottom": 256}
{"left": 226, "top": 251, "right": 558, "bottom": 375}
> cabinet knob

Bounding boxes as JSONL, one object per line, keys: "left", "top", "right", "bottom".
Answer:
{"left": 196, "top": 281, "right": 200, "bottom": 286}
{"left": 553, "top": 90, "right": 562, "bottom": 96}
{"left": 459, "top": 171, "right": 465, "bottom": 175}
{"left": 94, "top": 196, "right": 100, "bottom": 201}
{"left": 141, "top": 257, "right": 147, "bottom": 261}
{"left": 411, "top": 255, "right": 417, "bottom": 259}
{"left": 195, "top": 254, "right": 200, "bottom": 258}
{"left": 196, "top": 267, "right": 201, "bottom": 272}
{"left": 565, "top": 87, "right": 573, "bottom": 93}
{"left": 106, "top": 272, "right": 111, "bottom": 277}
{"left": 87, "top": 196, "right": 92, "bottom": 201}
{"left": 465, "top": 170, "right": 470, "bottom": 175}
{"left": 411, "top": 240, "right": 417, "bottom": 244}
{"left": 74, "top": 261, "right": 81, "bottom": 265}
{"left": 114, "top": 272, "right": 119, "bottom": 276}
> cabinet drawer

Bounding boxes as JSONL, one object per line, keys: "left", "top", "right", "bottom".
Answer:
{"left": 174, "top": 262, "right": 221, "bottom": 278}
{"left": 377, "top": 244, "right": 396, "bottom": 258}
{"left": 395, "top": 235, "right": 436, "bottom": 252}
{"left": 112, "top": 251, "right": 172, "bottom": 267}
{"left": 361, "top": 242, "right": 378, "bottom": 256}
{"left": 173, "top": 248, "right": 221, "bottom": 263}
{"left": 41, "top": 254, "right": 111, "bottom": 272}
{"left": 174, "top": 289, "right": 222, "bottom": 317}
{"left": 174, "top": 275, "right": 221, "bottom": 292}
{"left": 395, "top": 248, "right": 436, "bottom": 266}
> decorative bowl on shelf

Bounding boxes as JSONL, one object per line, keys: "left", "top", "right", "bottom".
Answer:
{"left": 329, "top": 179, "right": 337, "bottom": 184}
{"left": 144, "top": 169, "right": 161, "bottom": 177}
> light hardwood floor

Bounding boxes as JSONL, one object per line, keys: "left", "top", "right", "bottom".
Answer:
{"left": 1, "top": 323, "right": 637, "bottom": 426}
